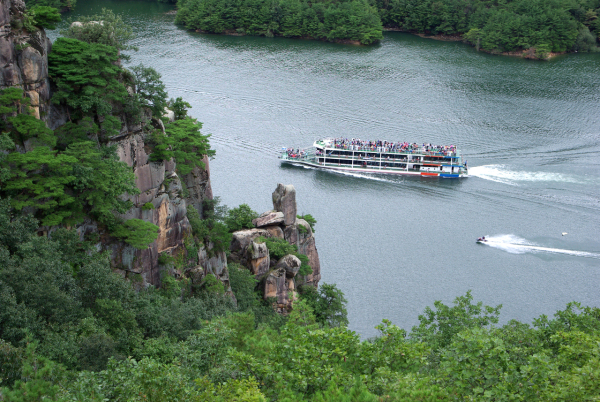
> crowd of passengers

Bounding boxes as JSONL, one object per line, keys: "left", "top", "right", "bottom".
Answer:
{"left": 330, "top": 138, "right": 457, "bottom": 156}
{"left": 285, "top": 148, "right": 307, "bottom": 159}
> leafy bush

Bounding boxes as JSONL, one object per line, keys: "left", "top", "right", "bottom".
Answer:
{"left": 410, "top": 290, "right": 501, "bottom": 350}
{"left": 149, "top": 118, "right": 215, "bottom": 175}
{"left": 49, "top": 38, "right": 129, "bottom": 118}
{"left": 201, "top": 273, "right": 225, "bottom": 295}
{"left": 168, "top": 96, "right": 192, "bottom": 120}
{"left": 25, "top": 6, "right": 61, "bottom": 30}
{"left": 228, "top": 263, "right": 258, "bottom": 312}
{"left": 299, "top": 283, "right": 348, "bottom": 328}
{"left": 130, "top": 64, "right": 168, "bottom": 118}
{"left": 142, "top": 202, "right": 155, "bottom": 210}
{"left": 112, "top": 219, "right": 159, "bottom": 249}
{"left": 224, "top": 204, "right": 258, "bottom": 232}
{"left": 25, "top": 0, "right": 76, "bottom": 11}
{"left": 297, "top": 213, "right": 317, "bottom": 233}
{"left": 256, "top": 236, "right": 296, "bottom": 260}
{"left": 256, "top": 236, "right": 312, "bottom": 276}
{"left": 0, "top": 338, "right": 23, "bottom": 387}
{"left": 60, "top": 8, "right": 137, "bottom": 59}
{"left": 187, "top": 202, "right": 232, "bottom": 255}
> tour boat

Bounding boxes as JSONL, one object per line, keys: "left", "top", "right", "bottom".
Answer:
{"left": 280, "top": 138, "right": 468, "bottom": 178}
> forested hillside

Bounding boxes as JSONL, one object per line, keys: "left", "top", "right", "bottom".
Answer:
{"left": 174, "top": 0, "right": 599, "bottom": 54}
{"left": 375, "top": 0, "right": 600, "bottom": 55}
{"left": 175, "top": 0, "right": 384, "bottom": 44}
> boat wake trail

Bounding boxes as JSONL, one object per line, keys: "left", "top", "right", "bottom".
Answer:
{"left": 469, "top": 165, "right": 582, "bottom": 186}
{"left": 481, "top": 234, "right": 600, "bottom": 259}
{"left": 330, "top": 170, "right": 397, "bottom": 183}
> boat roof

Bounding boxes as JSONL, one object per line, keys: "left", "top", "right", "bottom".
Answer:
{"left": 314, "top": 138, "right": 461, "bottom": 156}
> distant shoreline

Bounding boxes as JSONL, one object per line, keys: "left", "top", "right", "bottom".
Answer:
{"left": 190, "top": 28, "right": 363, "bottom": 46}
{"left": 384, "top": 28, "right": 565, "bottom": 60}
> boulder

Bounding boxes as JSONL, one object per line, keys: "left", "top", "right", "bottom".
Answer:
{"left": 264, "top": 267, "right": 297, "bottom": 313}
{"left": 252, "top": 210, "right": 284, "bottom": 228}
{"left": 283, "top": 224, "right": 298, "bottom": 245}
{"left": 247, "top": 240, "right": 270, "bottom": 277}
{"left": 264, "top": 267, "right": 288, "bottom": 304}
{"left": 18, "top": 45, "right": 44, "bottom": 84}
{"left": 297, "top": 236, "right": 321, "bottom": 286}
{"left": 198, "top": 245, "right": 232, "bottom": 296}
{"left": 163, "top": 107, "right": 175, "bottom": 123}
{"left": 181, "top": 159, "right": 213, "bottom": 217}
{"left": 275, "top": 254, "right": 301, "bottom": 278}
{"left": 272, "top": 183, "right": 296, "bottom": 225}
{"left": 263, "top": 225, "right": 284, "bottom": 239}
{"left": 187, "top": 265, "right": 204, "bottom": 284}
{"left": 230, "top": 228, "right": 272, "bottom": 255}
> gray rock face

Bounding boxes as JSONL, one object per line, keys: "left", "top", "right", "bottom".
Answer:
{"left": 264, "top": 268, "right": 297, "bottom": 314}
{"left": 198, "top": 244, "right": 231, "bottom": 295}
{"left": 0, "top": 1, "right": 221, "bottom": 292}
{"left": 231, "top": 184, "right": 321, "bottom": 315}
{"left": 107, "top": 124, "right": 206, "bottom": 287}
{"left": 272, "top": 183, "right": 296, "bottom": 226}
{"left": 182, "top": 158, "right": 213, "bottom": 218}
{"left": 230, "top": 228, "right": 272, "bottom": 256}
{"left": 247, "top": 240, "right": 270, "bottom": 277}
{"left": 0, "top": 2, "right": 53, "bottom": 124}
{"left": 275, "top": 254, "right": 301, "bottom": 278}
{"left": 263, "top": 225, "right": 284, "bottom": 239}
{"left": 252, "top": 210, "right": 284, "bottom": 228}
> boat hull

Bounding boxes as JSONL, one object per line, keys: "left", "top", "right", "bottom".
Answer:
{"left": 281, "top": 159, "right": 467, "bottom": 178}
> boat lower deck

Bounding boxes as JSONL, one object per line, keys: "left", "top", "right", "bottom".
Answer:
{"left": 281, "top": 158, "right": 465, "bottom": 178}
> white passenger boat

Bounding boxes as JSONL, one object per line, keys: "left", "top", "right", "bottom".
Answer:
{"left": 280, "top": 138, "right": 468, "bottom": 178}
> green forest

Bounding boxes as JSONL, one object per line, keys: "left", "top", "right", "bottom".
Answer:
{"left": 2, "top": 3, "right": 600, "bottom": 401}
{"left": 24, "top": 0, "right": 600, "bottom": 52}
{"left": 174, "top": 0, "right": 600, "bottom": 53}
{"left": 2, "top": 212, "right": 600, "bottom": 401}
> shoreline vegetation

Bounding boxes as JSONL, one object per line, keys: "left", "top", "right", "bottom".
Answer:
{"left": 173, "top": 0, "right": 600, "bottom": 58}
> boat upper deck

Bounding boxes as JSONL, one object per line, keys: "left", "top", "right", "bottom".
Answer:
{"left": 315, "top": 138, "right": 460, "bottom": 158}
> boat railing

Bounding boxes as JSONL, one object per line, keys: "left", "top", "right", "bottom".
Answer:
{"left": 281, "top": 152, "right": 312, "bottom": 161}
{"left": 324, "top": 144, "right": 457, "bottom": 157}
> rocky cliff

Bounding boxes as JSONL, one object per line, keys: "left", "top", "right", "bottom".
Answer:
{"left": 0, "top": 0, "right": 51, "bottom": 122}
{"left": 0, "top": 0, "right": 320, "bottom": 313}
{"left": 0, "top": 0, "right": 225, "bottom": 291}
{"left": 229, "top": 184, "right": 321, "bottom": 313}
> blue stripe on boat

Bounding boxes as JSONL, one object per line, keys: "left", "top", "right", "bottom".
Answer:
{"left": 440, "top": 174, "right": 460, "bottom": 178}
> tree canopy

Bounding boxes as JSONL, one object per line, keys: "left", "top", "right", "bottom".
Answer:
{"left": 176, "top": 0, "right": 384, "bottom": 45}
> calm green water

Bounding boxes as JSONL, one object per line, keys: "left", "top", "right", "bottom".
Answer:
{"left": 51, "top": 1, "right": 600, "bottom": 337}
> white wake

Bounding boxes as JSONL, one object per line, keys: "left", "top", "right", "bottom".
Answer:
{"left": 479, "top": 234, "right": 600, "bottom": 259}
{"left": 469, "top": 165, "right": 582, "bottom": 186}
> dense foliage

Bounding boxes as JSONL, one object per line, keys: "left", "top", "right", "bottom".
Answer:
{"left": 2, "top": 234, "right": 600, "bottom": 402}
{"left": 1, "top": 89, "right": 136, "bottom": 232}
{"left": 59, "top": 8, "right": 138, "bottom": 60}
{"left": 175, "top": 0, "right": 384, "bottom": 44}
{"left": 24, "top": 0, "right": 75, "bottom": 12}
{"left": 0, "top": 201, "right": 236, "bottom": 377}
{"left": 374, "top": 0, "right": 600, "bottom": 54}
{"left": 48, "top": 38, "right": 129, "bottom": 120}
{"left": 175, "top": 0, "right": 599, "bottom": 54}
{"left": 23, "top": 5, "right": 61, "bottom": 31}
{"left": 149, "top": 118, "right": 215, "bottom": 175}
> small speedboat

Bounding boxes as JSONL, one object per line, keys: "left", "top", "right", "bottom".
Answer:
{"left": 476, "top": 237, "right": 488, "bottom": 244}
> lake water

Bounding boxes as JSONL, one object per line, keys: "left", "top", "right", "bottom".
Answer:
{"left": 51, "top": 0, "right": 600, "bottom": 338}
